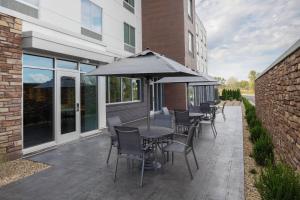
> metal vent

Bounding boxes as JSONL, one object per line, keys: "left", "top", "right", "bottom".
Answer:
{"left": 124, "top": 44, "right": 135, "bottom": 53}
{"left": 81, "top": 27, "right": 102, "bottom": 41}
{"left": 0, "top": 0, "right": 38, "bottom": 18}
{"left": 123, "top": 1, "right": 134, "bottom": 14}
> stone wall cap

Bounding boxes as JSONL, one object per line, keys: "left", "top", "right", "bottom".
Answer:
{"left": 256, "top": 39, "right": 300, "bottom": 80}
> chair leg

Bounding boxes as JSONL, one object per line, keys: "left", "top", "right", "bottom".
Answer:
{"left": 140, "top": 157, "right": 145, "bottom": 187}
{"left": 106, "top": 144, "right": 113, "bottom": 164}
{"left": 212, "top": 123, "right": 217, "bottom": 137}
{"left": 184, "top": 153, "right": 193, "bottom": 180}
{"left": 171, "top": 152, "right": 174, "bottom": 165}
{"left": 210, "top": 123, "right": 215, "bottom": 137}
{"left": 192, "top": 148, "right": 199, "bottom": 169}
{"left": 114, "top": 156, "right": 119, "bottom": 182}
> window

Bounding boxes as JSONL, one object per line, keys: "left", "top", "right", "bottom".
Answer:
{"left": 122, "top": 78, "right": 132, "bottom": 101}
{"left": 188, "top": 31, "right": 194, "bottom": 55}
{"left": 187, "top": 0, "right": 193, "bottom": 21}
{"left": 109, "top": 77, "right": 122, "bottom": 103}
{"left": 81, "top": 0, "right": 102, "bottom": 40}
{"left": 57, "top": 60, "right": 78, "bottom": 70}
{"left": 124, "top": 23, "right": 135, "bottom": 53}
{"left": 107, "top": 77, "right": 142, "bottom": 103}
{"left": 123, "top": 0, "right": 134, "bottom": 13}
{"left": 23, "top": 55, "right": 54, "bottom": 148}
{"left": 23, "top": 54, "right": 53, "bottom": 68}
{"left": 132, "top": 79, "right": 141, "bottom": 101}
{"left": 196, "top": 42, "right": 199, "bottom": 55}
{"left": 80, "top": 64, "right": 98, "bottom": 133}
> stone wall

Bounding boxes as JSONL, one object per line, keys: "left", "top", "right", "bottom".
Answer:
{"left": 0, "top": 13, "right": 22, "bottom": 160}
{"left": 255, "top": 46, "right": 300, "bottom": 170}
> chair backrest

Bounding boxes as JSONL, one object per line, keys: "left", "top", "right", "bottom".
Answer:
{"left": 200, "top": 103, "right": 210, "bottom": 114}
{"left": 152, "top": 114, "right": 173, "bottom": 128}
{"left": 162, "top": 107, "right": 170, "bottom": 115}
{"left": 174, "top": 110, "right": 190, "bottom": 125}
{"left": 107, "top": 116, "right": 122, "bottom": 135}
{"left": 186, "top": 124, "right": 197, "bottom": 148}
{"left": 114, "top": 126, "right": 142, "bottom": 155}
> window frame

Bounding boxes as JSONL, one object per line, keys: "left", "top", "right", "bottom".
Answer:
{"left": 106, "top": 77, "right": 142, "bottom": 105}
{"left": 187, "top": 0, "right": 193, "bottom": 22}
{"left": 81, "top": 0, "right": 103, "bottom": 35}
{"left": 124, "top": 22, "right": 136, "bottom": 50}
{"left": 188, "top": 31, "right": 194, "bottom": 55}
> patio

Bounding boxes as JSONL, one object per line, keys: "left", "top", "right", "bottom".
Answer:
{"left": 0, "top": 106, "right": 244, "bottom": 200}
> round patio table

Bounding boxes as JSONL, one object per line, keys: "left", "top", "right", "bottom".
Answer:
{"left": 139, "top": 126, "right": 174, "bottom": 170}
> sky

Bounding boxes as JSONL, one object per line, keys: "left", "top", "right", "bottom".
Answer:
{"left": 195, "top": 0, "right": 300, "bottom": 80}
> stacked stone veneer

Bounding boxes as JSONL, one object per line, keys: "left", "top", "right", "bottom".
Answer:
{"left": 0, "top": 13, "right": 22, "bottom": 160}
{"left": 255, "top": 47, "right": 300, "bottom": 170}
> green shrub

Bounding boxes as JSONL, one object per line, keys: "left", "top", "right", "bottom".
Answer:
{"left": 249, "top": 117, "right": 262, "bottom": 129}
{"left": 255, "top": 163, "right": 300, "bottom": 200}
{"left": 253, "top": 134, "right": 274, "bottom": 166}
{"left": 250, "top": 125, "right": 267, "bottom": 143}
{"left": 221, "top": 89, "right": 242, "bottom": 101}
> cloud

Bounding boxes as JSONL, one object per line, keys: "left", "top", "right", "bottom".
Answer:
{"left": 195, "top": 0, "right": 300, "bottom": 80}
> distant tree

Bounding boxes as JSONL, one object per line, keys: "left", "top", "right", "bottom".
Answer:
{"left": 226, "top": 76, "right": 239, "bottom": 89}
{"left": 248, "top": 70, "right": 259, "bottom": 91}
{"left": 214, "top": 76, "right": 226, "bottom": 85}
{"left": 239, "top": 80, "right": 249, "bottom": 90}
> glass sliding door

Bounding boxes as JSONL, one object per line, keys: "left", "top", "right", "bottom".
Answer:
{"left": 80, "top": 64, "right": 98, "bottom": 133}
{"left": 23, "top": 55, "right": 55, "bottom": 148}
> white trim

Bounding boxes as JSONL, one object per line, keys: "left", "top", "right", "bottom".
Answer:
{"left": 80, "top": 129, "right": 102, "bottom": 137}
{"left": 22, "top": 141, "right": 56, "bottom": 155}
{"left": 106, "top": 100, "right": 142, "bottom": 106}
{"left": 15, "top": 0, "right": 39, "bottom": 9}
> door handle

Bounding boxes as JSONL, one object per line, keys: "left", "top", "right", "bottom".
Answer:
{"left": 76, "top": 103, "right": 80, "bottom": 112}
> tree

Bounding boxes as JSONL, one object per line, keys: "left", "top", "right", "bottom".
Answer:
{"left": 239, "top": 80, "right": 249, "bottom": 90}
{"left": 248, "top": 70, "right": 259, "bottom": 91}
{"left": 214, "top": 76, "right": 226, "bottom": 85}
{"left": 226, "top": 76, "right": 239, "bottom": 89}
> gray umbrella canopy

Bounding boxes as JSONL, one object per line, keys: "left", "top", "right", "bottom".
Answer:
{"left": 189, "top": 81, "right": 220, "bottom": 86}
{"left": 155, "top": 73, "right": 218, "bottom": 84}
{"left": 86, "top": 50, "right": 197, "bottom": 130}
{"left": 86, "top": 50, "right": 198, "bottom": 77}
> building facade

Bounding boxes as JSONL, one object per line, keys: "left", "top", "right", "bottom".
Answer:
{"left": 195, "top": 15, "right": 208, "bottom": 74}
{"left": 0, "top": 0, "right": 145, "bottom": 158}
{"left": 142, "top": 0, "right": 207, "bottom": 110}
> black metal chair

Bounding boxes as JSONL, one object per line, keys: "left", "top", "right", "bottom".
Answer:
{"left": 162, "top": 124, "right": 199, "bottom": 180}
{"left": 106, "top": 116, "right": 122, "bottom": 164}
{"left": 199, "top": 107, "right": 217, "bottom": 137}
{"left": 199, "top": 103, "right": 211, "bottom": 118}
{"left": 174, "top": 110, "right": 194, "bottom": 134}
{"left": 113, "top": 126, "right": 151, "bottom": 187}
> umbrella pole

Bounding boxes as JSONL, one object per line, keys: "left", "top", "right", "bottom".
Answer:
{"left": 146, "top": 77, "right": 150, "bottom": 130}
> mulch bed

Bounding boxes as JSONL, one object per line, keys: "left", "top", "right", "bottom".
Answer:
{"left": 0, "top": 159, "right": 49, "bottom": 187}
{"left": 242, "top": 105, "right": 262, "bottom": 200}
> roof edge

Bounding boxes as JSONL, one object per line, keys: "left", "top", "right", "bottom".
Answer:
{"left": 256, "top": 39, "right": 300, "bottom": 80}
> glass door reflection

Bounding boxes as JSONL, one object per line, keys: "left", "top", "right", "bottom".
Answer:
{"left": 60, "top": 76, "right": 76, "bottom": 134}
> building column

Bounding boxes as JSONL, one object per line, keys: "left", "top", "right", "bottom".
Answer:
{"left": 0, "top": 13, "right": 22, "bottom": 161}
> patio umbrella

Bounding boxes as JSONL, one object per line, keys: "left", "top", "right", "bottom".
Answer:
{"left": 155, "top": 74, "right": 220, "bottom": 108}
{"left": 86, "top": 50, "right": 198, "bottom": 130}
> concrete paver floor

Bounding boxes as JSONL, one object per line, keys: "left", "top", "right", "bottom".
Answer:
{"left": 0, "top": 106, "right": 244, "bottom": 200}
